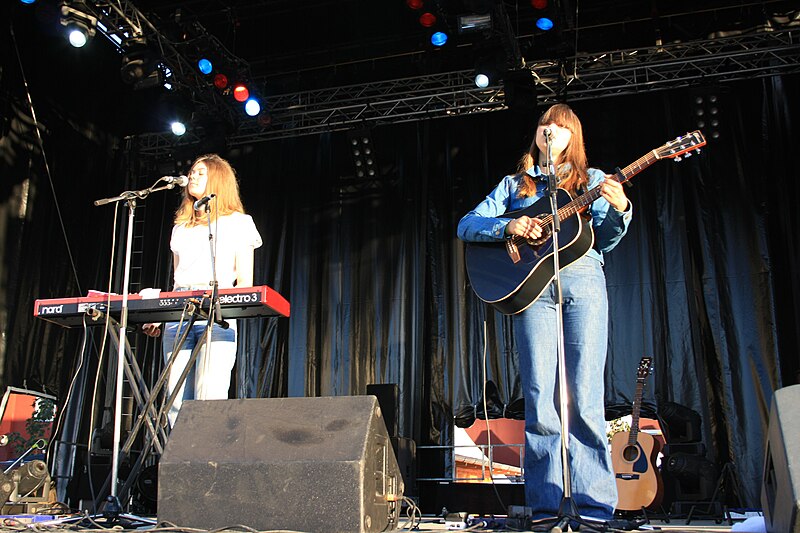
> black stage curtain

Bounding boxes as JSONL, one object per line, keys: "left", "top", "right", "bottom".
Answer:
{"left": 2, "top": 75, "right": 798, "bottom": 508}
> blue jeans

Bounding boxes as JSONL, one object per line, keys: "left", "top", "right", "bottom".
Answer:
{"left": 162, "top": 320, "right": 237, "bottom": 426}
{"left": 512, "top": 255, "right": 617, "bottom": 519}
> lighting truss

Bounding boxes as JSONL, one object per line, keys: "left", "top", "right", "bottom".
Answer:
{"left": 76, "top": 0, "right": 241, "bottom": 126}
{"left": 134, "top": 28, "right": 800, "bottom": 156}
{"left": 530, "top": 28, "right": 800, "bottom": 102}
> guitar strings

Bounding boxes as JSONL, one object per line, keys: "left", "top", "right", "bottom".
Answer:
{"left": 508, "top": 151, "right": 660, "bottom": 247}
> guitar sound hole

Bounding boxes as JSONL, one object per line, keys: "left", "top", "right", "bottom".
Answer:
{"left": 527, "top": 226, "right": 552, "bottom": 247}
{"left": 622, "top": 444, "right": 640, "bottom": 462}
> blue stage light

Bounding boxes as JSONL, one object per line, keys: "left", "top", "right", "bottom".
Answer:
{"left": 536, "top": 17, "right": 554, "bottom": 31}
{"left": 197, "top": 58, "right": 213, "bottom": 74}
{"left": 431, "top": 31, "right": 448, "bottom": 46}
{"left": 20, "top": 0, "right": 37, "bottom": 4}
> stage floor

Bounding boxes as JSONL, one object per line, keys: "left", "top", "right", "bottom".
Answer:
{"left": 0, "top": 514, "right": 760, "bottom": 533}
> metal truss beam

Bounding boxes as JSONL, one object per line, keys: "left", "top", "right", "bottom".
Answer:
{"left": 80, "top": 0, "right": 241, "bottom": 125}
{"left": 135, "top": 28, "right": 800, "bottom": 157}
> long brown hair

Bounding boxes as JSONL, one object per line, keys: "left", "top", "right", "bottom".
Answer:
{"left": 517, "top": 103, "right": 589, "bottom": 198}
{"left": 174, "top": 154, "right": 245, "bottom": 226}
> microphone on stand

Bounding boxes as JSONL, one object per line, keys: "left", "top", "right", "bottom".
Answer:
{"left": 543, "top": 127, "right": 557, "bottom": 195}
{"left": 163, "top": 175, "right": 189, "bottom": 187}
{"left": 193, "top": 193, "right": 216, "bottom": 211}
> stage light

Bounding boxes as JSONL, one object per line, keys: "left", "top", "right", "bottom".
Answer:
{"left": 504, "top": 68, "right": 537, "bottom": 114}
{"left": 20, "top": 0, "right": 37, "bottom": 4}
{"left": 348, "top": 129, "right": 378, "bottom": 179}
{"left": 419, "top": 12, "right": 437, "bottom": 27}
{"left": 473, "top": 51, "right": 502, "bottom": 89}
{"left": 60, "top": 4, "right": 97, "bottom": 48}
{"left": 458, "top": 13, "right": 492, "bottom": 33}
{"left": 532, "top": 0, "right": 555, "bottom": 32}
{"left": 68, "top": 26, "right": 89, "bottom": 47}
{"left": 406, "top": 0, "right": 423, "bottom": 8}
{"left": 691, "top": 90, "right": 723, "bottom": 140}
{"left": 171, "top": 121, "right": 186, "bottom": 136}
{"left": 120, "top": 42, "right": 162, "bottom": 89}
{"left": 244, "top": 98, "right": 261, "bottom": 116}
{"left": 233, "top": 84, "right": 249, "bottom": 102}
{"left": 213, "top": 73, "right": 228, "bottom": 90}
{"left": 431, "top": 31, "right": 448, "bottom": 46}
{"left": 198, "top": 58, "right": 213, "bottom": 75}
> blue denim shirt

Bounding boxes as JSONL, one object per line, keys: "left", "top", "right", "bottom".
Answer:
{"left": 457, "top": 165, "right": 633, "bottom": 264}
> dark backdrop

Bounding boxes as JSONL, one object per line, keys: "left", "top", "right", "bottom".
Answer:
{"left": 2, "top": 73, "right": 798, "bottom": 509}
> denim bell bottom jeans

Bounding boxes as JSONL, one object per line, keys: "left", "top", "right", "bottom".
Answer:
{"left": 512, "top": 255, "right": 618, "bottom": 520}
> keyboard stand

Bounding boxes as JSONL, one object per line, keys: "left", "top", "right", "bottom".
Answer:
{"left": 85, "top": 300, "right": 210, "bottom": 509}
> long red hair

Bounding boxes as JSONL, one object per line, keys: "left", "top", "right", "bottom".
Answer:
{"left": 174, "top": 154, "right": 245, "bottom": 226}
{"left": 517, "top": 103, "right": 589, "bottom": 198}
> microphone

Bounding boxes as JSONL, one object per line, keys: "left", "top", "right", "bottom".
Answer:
{"left": 193, "top": 193, "right": 216, "bottom": 210}
{"left": 163, "top": 175, "right": 189, "bottom": 187}
{"left": 543, "top": 127, "right": 552, "bottom": 138}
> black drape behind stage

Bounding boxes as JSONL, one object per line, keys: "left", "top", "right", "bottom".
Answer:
{"left": 2, "top": 74, "right": 798, "bottom": 509}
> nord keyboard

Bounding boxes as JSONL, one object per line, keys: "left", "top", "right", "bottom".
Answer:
{"left": 34, "top": 285, "right": 290, "bottom": 328}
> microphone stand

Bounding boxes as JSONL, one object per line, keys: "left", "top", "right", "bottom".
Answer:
{"left": 88, "top": 177, "right": 180, "bottom": 522}
{"left": 199, "top": 198, "right": 228, "bottom": 401}
{"left": 542, "top": 131, "right": 588, "bottom": 533}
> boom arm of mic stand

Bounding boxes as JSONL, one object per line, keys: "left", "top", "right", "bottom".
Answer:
{"left": 93, "top": 180, "right": 182, "bottom": 207}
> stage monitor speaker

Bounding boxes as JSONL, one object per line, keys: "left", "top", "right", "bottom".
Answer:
{"left": 366, "top": 383, "right": 399, "bottom": 437}
{"left": 158, "top": 396, "right": 404, "bottom": 533}
{"left": 761, "top": 384, "right": 800, "bottom": 533}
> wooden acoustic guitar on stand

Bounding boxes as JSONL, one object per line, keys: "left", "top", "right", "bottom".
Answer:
{"left": 610, "top": 356, "right": 664, "bottom": 511}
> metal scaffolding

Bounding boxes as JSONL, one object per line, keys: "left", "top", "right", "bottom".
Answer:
{"left": 134, "top": 27, "right": 800, "bottom": 157}
{"left": 81, "top": 0, "right": 241, "bottom": 125}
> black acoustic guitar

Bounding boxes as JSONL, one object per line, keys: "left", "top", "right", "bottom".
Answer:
{"left": 464, "top": 131, "right": 706, "bottom": 315}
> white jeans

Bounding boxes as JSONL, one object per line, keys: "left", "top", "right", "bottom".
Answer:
{"left": 162, "top": 319, "right": 237, "bottom": 427}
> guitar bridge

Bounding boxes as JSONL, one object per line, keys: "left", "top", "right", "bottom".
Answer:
{"left": 505, "top": 237, "right": 521, "bottom": 264}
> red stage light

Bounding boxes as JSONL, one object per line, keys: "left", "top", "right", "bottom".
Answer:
{"left": 406, "top": 0, "right": 423, "bottom": 9}
{"left": 233, "top": 84, "right": 249, "bottom": 102}
{"left": 531, "top": 0, "right": 548, "bottom": 8}
{"left": 213, "top": 73, "right": 228, "bottom": 89}
{"left": 419, "top": 12, "right": 437, "bottom": 27}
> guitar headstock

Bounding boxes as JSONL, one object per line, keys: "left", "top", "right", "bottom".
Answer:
{"left": 655, "top": 131, "right": 707, "bottom": 161}
{"left": 637, "top": 357, "right": 653, "bottom": 383}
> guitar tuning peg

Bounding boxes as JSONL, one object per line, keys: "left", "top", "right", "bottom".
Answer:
{"left": 674, "top": 156, "right": 682, "bottom": 162}
{"left": 696, "top": 149, "right": 702, "bottom": 154}
{"left": 684, "top": 152, "right": 692, "bottom": 158}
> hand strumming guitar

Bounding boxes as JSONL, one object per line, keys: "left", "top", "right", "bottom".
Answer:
{"left": 505, "top": 216, "right": 544, "bottom": 240}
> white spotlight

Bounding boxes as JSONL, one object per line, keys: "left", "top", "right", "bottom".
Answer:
{"left": 170, "top": 121, "right": 187, "bottom": 136}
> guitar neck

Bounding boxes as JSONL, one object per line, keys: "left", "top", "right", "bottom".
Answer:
{"left": 540, "top": 150, "right": 660, "bottom": 225}
{"left": 627, "top": 379, "right": 645, "bottom": 446}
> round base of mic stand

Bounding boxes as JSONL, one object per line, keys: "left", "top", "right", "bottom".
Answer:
{"left": 33, "top": 496, "right": 156, "bottom": 528}
{"left": 518, "top": 500, "right": 610, "bottom": 533}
